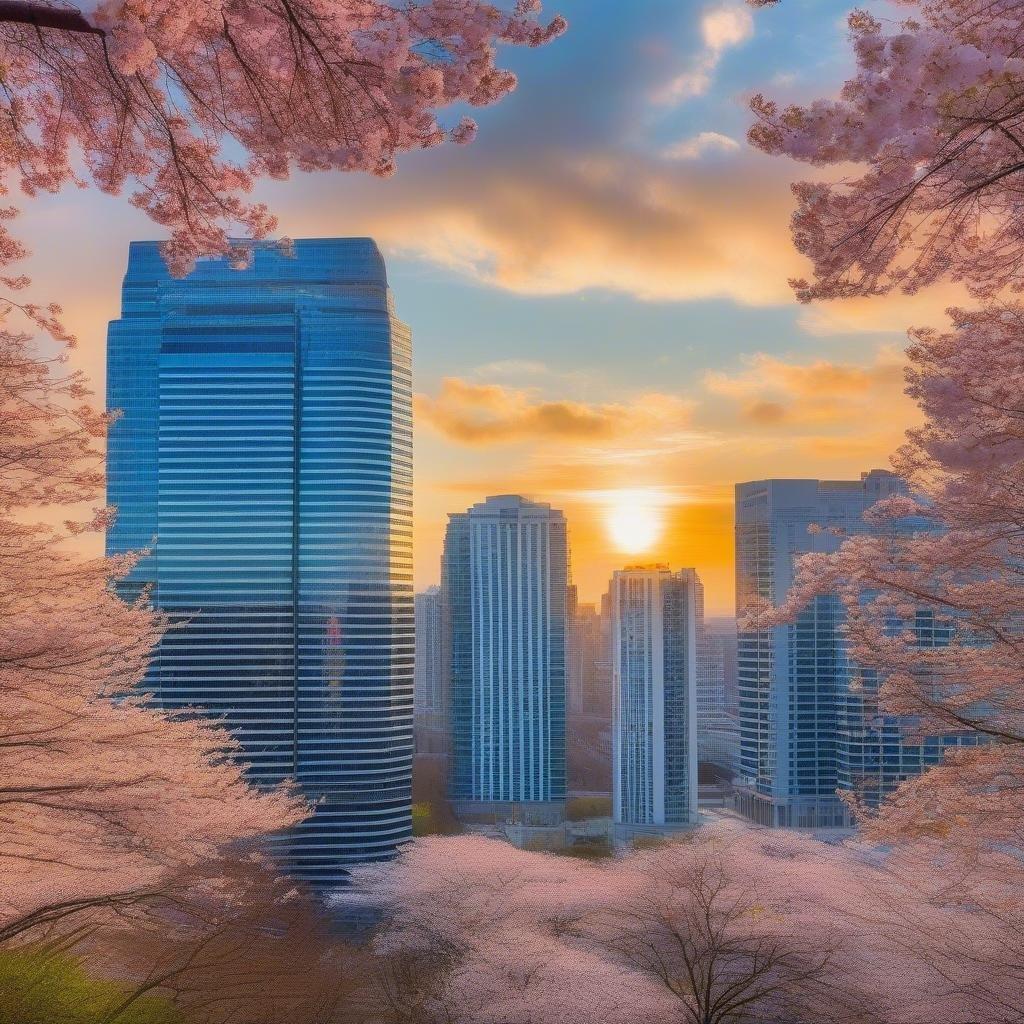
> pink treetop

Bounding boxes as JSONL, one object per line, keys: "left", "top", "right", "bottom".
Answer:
{"left": 747, "top": 1, "right": 1024, "bottom": 301}
{"left": 0, "top": 0, "right": 564, "bottom": 277}
{"left": 359, "top": 827, "right": 1024, "bottom": 1024}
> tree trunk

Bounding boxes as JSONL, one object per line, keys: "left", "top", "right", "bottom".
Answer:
{"left": 0, "top": 2, "right": 104, "bottom": 35}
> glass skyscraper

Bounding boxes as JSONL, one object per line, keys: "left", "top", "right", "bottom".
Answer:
{"left": 442, "top": 495, "right": 568, "bottom": 822}
{"left": 610, "top": 566, "right": 699, "bottom": 835}
{"left": 106, "top": 238, "right": 413, "bottom": 885}
{"left": 734, "top": 471, "right": 977, "bottom": 828}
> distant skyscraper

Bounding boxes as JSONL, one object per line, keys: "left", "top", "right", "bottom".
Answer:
{"left": 734, "top": 471, "right": 977, "bottom": 828}
{"left": 567, "top": 583, "right": 583, "bottom": 713}
{"left": 611, "top": 566, "right": 699, "bottom": 834}
{"left": 568, "top": 595, "right": 603, "bottom": 716}
{"left": 106, "top": 238, "right": 413, "bottom": 884}
{"left": 442, "top": 495, "right": 568, "bottom": 821}
{"left": 566, "top": 597, "right": 611, "bottom": 793}
{"left": 697, "top": 617, "right": 740, "bottom": 776}
{"left": 414, "top": 585, "right": 446, "bottom": 755}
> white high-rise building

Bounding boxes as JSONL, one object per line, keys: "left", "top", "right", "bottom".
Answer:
{"left": 443, "top": 495, "right": 568, "bottom": 823}
{"left": 611, "top": 566, "right": 700, "bottom": 836}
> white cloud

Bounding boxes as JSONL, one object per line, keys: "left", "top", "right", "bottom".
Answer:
{"left": 471, "top": 359, "right": 551, "bottom": 378}
{"left": 662, "top": 131, "right": 740, "bottom": 160}
{"left": 702, "top": 5, "right": 755, "bottom": 50}
{"left": 654, "top": 4, "right": 754, "bottom": 103}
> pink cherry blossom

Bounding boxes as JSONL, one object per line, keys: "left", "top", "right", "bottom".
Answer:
{"left": 0, "top": 0, "right": 565, "bottom": 276}
{"left": 747, "top": 2, "right": 1024, "bottom": 301}
{"left": 0, "top": 313, "right": 305, "bottom": 945}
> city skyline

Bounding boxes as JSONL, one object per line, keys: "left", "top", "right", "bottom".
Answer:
{"left": 4, "top": 1, "right": 1020, "bottom": 1019}
{"left": 19, "top": 0, "right": 927, "bottom": 615}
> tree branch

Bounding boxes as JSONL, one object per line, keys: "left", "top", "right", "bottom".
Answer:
{"left": 0, "top": 2, "right": 104, "bottom": 35}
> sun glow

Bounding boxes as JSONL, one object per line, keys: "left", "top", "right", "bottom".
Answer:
{"left": 605, "top": 489, "right": 664, "bottom": 553}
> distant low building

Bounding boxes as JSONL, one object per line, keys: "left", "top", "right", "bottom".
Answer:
{"left": 568, "top": 594, "right": 604, "bottom": 717}
{"left": 697, "top": 617, "right": 739, "bottom": 777}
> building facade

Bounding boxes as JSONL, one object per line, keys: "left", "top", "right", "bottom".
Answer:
{"left": 697, "top": 617, "right": 740, "bottom": 776}
{"left": 611, "top": 566, "right": 700, "bottom": 835}
{"left": 568, "top": 596, "right": 604, "bottom": 717}
{"left": 106, "top": 238, "right": 413, "bottom": 885}
{"left": 442, "top": 495, "right": 568, "bottom": 822}
{"left": 734, "top": 471, "right": 976, "bottom": 829}
{"left": 414, "top": 585, "right": 446, "bottom": 755}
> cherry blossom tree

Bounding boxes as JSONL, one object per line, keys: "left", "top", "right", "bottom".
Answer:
{"left": 0, "top": 315, "right": 306, "bottom": 945}
{"left": 743, "top": 0, "right": 1024, "bottom": 857}
{"left": 358, "top": 826, "right": 1024, "bottom": 1024}
{"left": 355, "top": 835, "right": 669, "bottom": 1024}
{"left": 747, "top": 1, "right": 1024, "bottom": 302}
{"left": 738, "top": 4, "right": 1024, "bottom": 1015}
{"left": 0, "top": 0, "right": 565, "bottom": 275}
{"left": 583, "top": 837, "right": 874, "bottom": 1024}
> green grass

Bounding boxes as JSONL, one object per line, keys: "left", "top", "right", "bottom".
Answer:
{"left": 0, "top": 946, "right": 185, "bottom": 1024}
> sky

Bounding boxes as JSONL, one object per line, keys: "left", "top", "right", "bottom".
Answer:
{"left": 17, "top": 0, "right": 952, "bottom": 613}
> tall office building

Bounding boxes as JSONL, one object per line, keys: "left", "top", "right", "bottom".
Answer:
{"left": 442, "top": 495, "right": 568, "bottom": 822}
{"left": 735, "top": 471, "right": 976, "bottom": 828}
{"left": 414, "top": 585, "right": 446, "bottom": 755}
{"left": 611, "top": 566, "right": 700, "bottom": 835}
{"left": 106, "top": 238, "right": 413, "bottom": 884}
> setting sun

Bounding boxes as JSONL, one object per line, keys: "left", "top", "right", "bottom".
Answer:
{"left": 605, "top": 490, "right": 664, "bottom": 553}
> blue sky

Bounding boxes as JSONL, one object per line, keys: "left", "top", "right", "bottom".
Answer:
{"left": 24, "top": 0, "right": 936, "bottom": 610}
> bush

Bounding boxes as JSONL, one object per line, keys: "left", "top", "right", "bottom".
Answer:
{"left": 555, "top": 840, "right": 613, "bottom": 861}
{"left": 0, "top": 947, "right": 185, "bottom": 1024}
{"left": 411, "top": 801, "right": 463, "bottom": 837}
{"left": 631, "top": 834, "right": 670, "bottom": 852}
{"left": 566, "top": 796, "right": 612, "bottom": 821}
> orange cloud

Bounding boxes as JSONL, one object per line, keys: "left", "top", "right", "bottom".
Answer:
{"left": 267, "top": 150, "right": 806, "bottom": 307}
{"left": 702, "top": 348, "right": 911, "bottom": 428}
{"left": 416, "top": 377, "right": 697, "bottom": 447}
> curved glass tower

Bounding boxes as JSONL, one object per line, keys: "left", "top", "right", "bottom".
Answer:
{"left": 106, "top": 238, "right": 413, "bottom": 885}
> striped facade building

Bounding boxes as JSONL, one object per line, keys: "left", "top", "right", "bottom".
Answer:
{"left": 106, "top": 238, "right": 413, "bottom": 885}
{"left": 611, "top": 566, "right": 700, "bottom": 836}
{"left": 443, "top": 496, "right": 568, "bottom": 823}
{"left": 734, "top": 471, "right": 980, "bottom": 829}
